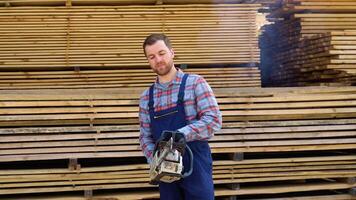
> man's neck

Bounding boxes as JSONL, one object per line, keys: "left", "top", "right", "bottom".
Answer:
{"left": 158, "top": 66, "right": 177, "bottom": 83}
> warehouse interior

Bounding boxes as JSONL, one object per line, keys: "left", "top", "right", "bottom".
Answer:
{"left": 0, "top": 0, "right": 356, "bottom": 199}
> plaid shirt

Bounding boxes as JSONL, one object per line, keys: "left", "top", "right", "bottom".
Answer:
{"left": 139, "top": 69, "right": 222, "bottom": 163}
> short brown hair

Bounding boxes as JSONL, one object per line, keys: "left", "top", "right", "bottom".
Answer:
{"left": 143, "top": 33, "right": 172, "bottom": 56}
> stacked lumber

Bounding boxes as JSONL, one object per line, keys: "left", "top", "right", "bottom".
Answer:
{"left": 0, "top": 4, "right": 260, "bottom": 70}
{"left": 10, "top": 191, "right": 356, "bottom": 200}
{"left": 260, "top": 0, "right": 356, "bottom": 86}
{"left": 97, "top": 187, "right": 356, "bottom": 200}
{"left": 1, "top": 155, "right": 356, "bottom": 196}
{"left": 0, "top": 67, "right": 261, "bottom": 89}
{"left": 1, "top": 86, "right": 356, "bottom": 162}
{"left": 266, "top": 31, "right": 356, "bottom": 86}
{"left": 0, "top": 0, "right": 274, "bottom": 7}
{"left": 296, "top": 13, "right": 356, "bottom": 37}
{"left": 0, "top": 0, "right": 355, "bottom": 199}
{"left": 257, "top": 195, "right": 356, "bottom": 200}
{"left": 273, "top": 0, "right": 356, "bottom": 16}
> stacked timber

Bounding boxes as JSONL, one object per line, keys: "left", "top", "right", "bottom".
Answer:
{"left": 1, "top": 155, "right": 356, "bottom": 198}
{"left": 1, "top": 86, "right": 356, "bottom": 161}
{"left": 1, "top": 0, "right": 355, "bottom": 199}
{"left": 11, "top": 192, "right": 356, "bottom": 200}
{"left": 0, "top": 0, "right": 275, "bottom": 7}
{"left": 0, "top": 67, "right": 261, "bottom": 89}
{"left": 0, "top": 1, "right": 266, "bottom": 199}
{"left": 266, "top": 31, "right": 356, "bottom": 86}
{"left": 0, "top": 4, "right": 260, "bottom": 70}
{"left": 1, "top": 81, "right": 356, "bottom": 199}
{"left": 271, "top": 0, "right": 356, "bottom": 18}
{"left": 260, "top": 0, "right": 356, "bottom": 86}
{"left": 1, "top": 86, "right": 355, "bottom": 198}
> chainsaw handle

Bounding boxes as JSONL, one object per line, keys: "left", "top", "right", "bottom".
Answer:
{"left": 149, "top": 179, "right": 159, "bottom": 185}
{"left": 182, "top": 145, "right": 194, "bottom": 178}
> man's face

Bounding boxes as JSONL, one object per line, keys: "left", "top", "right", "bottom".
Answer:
{"left": 145, "top": 40, "right": 175, "bottom": 76}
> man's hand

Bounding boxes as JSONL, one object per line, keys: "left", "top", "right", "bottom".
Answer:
{"left": 157, "top": 130, "right": 186, "bottom": 154}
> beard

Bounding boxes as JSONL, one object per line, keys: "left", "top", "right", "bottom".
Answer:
{"left": 152, "top": 60, "right": 174, "bottom": 76}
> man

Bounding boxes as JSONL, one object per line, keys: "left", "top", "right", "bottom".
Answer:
{"left": 139, "top": 33, "right": 222, "bottom": 200}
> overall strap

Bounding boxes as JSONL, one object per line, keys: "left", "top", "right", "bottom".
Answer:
{"left": 177, "top": 74, "right": 189, "bottom": 105}
{"left": 148, "top": 84, "right": 155, "bottom": 112}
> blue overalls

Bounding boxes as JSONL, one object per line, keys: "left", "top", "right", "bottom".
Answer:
{"left": 148, "top": 74, "right": 214, "bottom": 200}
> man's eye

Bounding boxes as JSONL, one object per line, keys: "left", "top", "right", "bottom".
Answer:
{"left": 149, "top": 56, "right": 154, "bottom": 60}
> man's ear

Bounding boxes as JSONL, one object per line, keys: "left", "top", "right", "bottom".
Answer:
{"left": 170, "top": 48, "right": 175, "bottom": 58}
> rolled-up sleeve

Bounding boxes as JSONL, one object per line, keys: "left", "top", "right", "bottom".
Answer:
{"left": 178, "top": 76, "right": 222, "bottom": 142}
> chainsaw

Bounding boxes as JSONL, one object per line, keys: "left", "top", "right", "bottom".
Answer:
{"left": 149, "top": 131, "right": 193, "bottom": 185}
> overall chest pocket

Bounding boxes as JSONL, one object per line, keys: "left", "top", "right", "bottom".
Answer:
{"left": 154, "top": 110, "right": 178, "bottom": 119}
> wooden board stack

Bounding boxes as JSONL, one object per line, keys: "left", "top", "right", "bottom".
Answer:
{"left": 0, "top": 0, "right": 355, "bottom": 199}
{"left": 9, "top": 192, "right": 356, "bottom": 200}
{"left": 1, "top": 155, "right": 356, "bottom": 198}
{"left": 0, "top": 67, "right": 261, "bottom": 89}
{"left": 266, "top": 31, "right": 356, "bottom": 86}
{"left": 1, "top": 86, "right": 356, "bottom": 198}
{"left": 0, "top": 0, "right": 275, "bottom": 7}
{"left": 0, "top": 4, "right": 260, "bottom": 70}
{"left": 260, "top": 0, "right": 356, "bottom": 86}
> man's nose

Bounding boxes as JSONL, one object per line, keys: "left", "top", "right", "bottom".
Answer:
{"left": 155, "top": 55, "right": 163, "bottom": 63}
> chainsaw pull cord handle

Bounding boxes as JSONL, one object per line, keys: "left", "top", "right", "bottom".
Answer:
{"left": 182, "top": 145, "right": 193, "bottom": 178}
